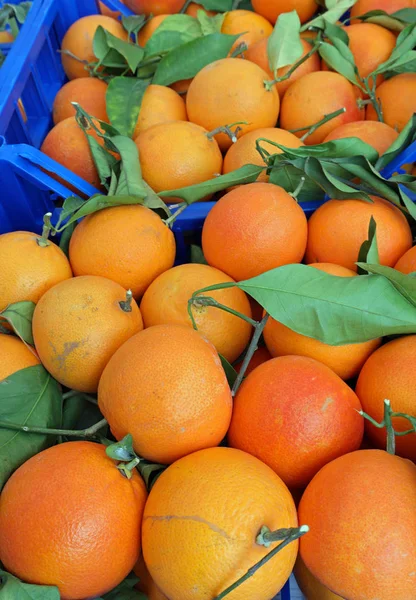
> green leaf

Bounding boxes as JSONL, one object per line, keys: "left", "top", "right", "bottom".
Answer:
{"left": 376, "top": 114, "right": 416, "bottom": 170}
{"left": 106, "top": 434, "right": 136, "bottom": 461}
{"left": 98, "top": 574, "right": 145, "bottom": 600}
{"left": 372, "top": 22, "right": 416, "bottom": 75}
{"left": 236, "top": 264, "right": 416, "bottom": 345}
{"left": 197, "top": 11, "right": 225, "bottom": 34}
{"left": 399, "top": 188, "right": 416, "bottom": 222}
{"left": 220, "top": 354, "right": 238, "bottom": 387}
{"left": 265, "top": 138, "right": 379, "bottom": 162}
{"left": 110, "top": 135, "right": 147, "bottom": 197}
{"left": 0, "top": 50, "right": 5, "bottom": 68}
{"left": 353, "top": 9, "right": 408, "bottom": 31}
{"left": 190, "top": 244, "right": 208, "bottom": 265}
{"left": 268, "top": 163, "right": 325, "bottom": 203}
{"left": 106, "top": 77, "right": 150, "bottom": 138}
{"left": 0, "top": 302, "right": 35, "bottom": 345}
{"left": 57, "top": 196, "right": 84, "bottom": 226}
{"left": 357, "top": 262, "right": 416, "bottom": 307}
{"left": 0, "top": 365, "right": 62, "bottom": 490}
{"left": 319, "top": 42, "right": 359, "bottom": 85}
{"left": 94, "top": 26, "right": 145, "bottom": 73}
{"left": 267, "top": 11, "right": 303, "bottom": 73}
{"left": 121, "top": 14, "right": 147, "bottom": 38}
{"left": 62, "top": 393, "right": 87, "bottom": 430}
{"left": 197, "top": 0, "right": 233, "bottom": 9}
{"left": 0, "top": 2, "right": 32, "bottom": 29}
{"left": 0, "top": 569, "right": 60, "bottom": 599}
{"left": 85, "top": 135, "right": 118, "bottom": 187}
{"left": 393, "top": 7, "right": 416, "bottom": 22}
{"left": 153, "top": 32, "right": 239, "bottom": 86}
{"left": 144, "top": 14, "right": 202, "bottom": 57}
{"left": 158, "top": 164, "right": 264, "bottom": 204}
{"left": 357, "top": 216, "right": 379, "bottom": 274}
{"left": 59, "top": 221, "right": 76, "bottom": 257}
{"left": 300, "top": 0, "right": 356, "bottom": 30}
{"left": 323, "top": 19, "right": 349, "bottom": 46}
{"left": 138, "top": 461, "right": 166, "bottom": 490}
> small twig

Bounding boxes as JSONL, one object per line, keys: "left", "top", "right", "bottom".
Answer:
{"left": 0, "top": 418, "right": 108, "bottom": 441}
{"left": 264, "top": 40, "right": 321, "bottom": 91}
{"left": 164, "top": 203, "right": 187, "bottom": 227}
{"left": 288, "top": 108, "right": 346, "bottom": 141}
{"left": 359, "top": 399, "right": 416, "bottom": 455}
{"left": 232, "top": 314, "right": 269, "bottom": 396}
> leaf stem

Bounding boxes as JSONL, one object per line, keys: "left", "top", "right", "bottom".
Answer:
{"left": 164, "top": 203, "right": 187, "bottom": 226}
{"left": 232, "top": 313, "right": 269, "bottom": 397}
{"left": 190, "top": 296, "right": 258, "bottom": 327}
{"left": 119, "top": 289, "right": 133, "bottom": 312}
{"left": 264, "top": 40, "right": 321, "bottom": 92}
{"left": 36, "top": 213, "right": 52, "bottom": 247}
{"left": 0, "top": 418, "right": 108, "bottom": 441}
{"left": 294, "top": 108, "right": 346, "bottom": 141}
{"left": 359, "top": 399, "right": 416, "bottom": 455}
{"left": 180, "top": 0, "right": 192, "bottom": 13}
{"left": 207, "top": 122, "right": 248, "bottom": 144}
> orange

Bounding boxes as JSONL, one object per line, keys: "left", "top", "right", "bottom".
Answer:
{"left": 98, "top": 0, "right": 123, "bottom": 18}
{"left": 0, "top": 31, "right": 14, "bottom": 42}
{"left": 52, "top": 78, "right": 108, "bottom": 125}
{"left": 351, "top": 0, "right": 416, "bottom": 20}
{"left": 140, "top": 263, "right": 253, "bottom": 363}
{"left": 133, "top": 84, "right": 187, "bottom": 138}
{"left": 294, "top": 555, "right": 343, "bottom": 600}
{"left": 366, "top": 73, "right": 416, "bottom": 132}
{"left": 223, "top": 127, "right": 303, "bottom": 183}
{"left": 356, "top": 335, "right": 416, "bottom": 461}
{"left": 395, "top": 245, "right": 416, "bottom": 273}
{"left": 40, "top": 116, "right": 105, "bottom": 189}
{"left": 323, "top": 120, "right": 399, "bottom": 156}
{"left": 69, "top": 205, "right": 175, "bottom": 298}
{"left": 0, "top": 230, "right": 72, "bottom": 313}
{"left": 252, "top": 0, "right": 318, "bottom": 24}
{"left": 234, "top": 346, "right": 272, "bottom": 374}
{"left": 299, "top": 449, "right": 416, "bottom": 600}
{"left": 98, "top": 324, "right": 233, "bottom": 464}
{"left": 0, "top": 334, "right": 39, "bottom": 381}
{"left": 264, "top": 263, "right": 382, "bottom": 380}
{"left": 306, "top": 196, "right": 413, "bottom": 271}
{"left": 61, "top": 15, "right": 127, "bottom": 80}
{"left": 185, "top": 2, "right": 216, "bottom": 16}
{"left": 245, "top": 38, "right": 321, "bottom": 98}
{"left": 228, "top": 355, "right": 363, "bottom": 489}
{"left": 142, "top": 447, "right": 299, "bottom": 600}
{"left": 170, "top": 77, "right": 192, "bottom": 95}
{"left": 134, "top": 554, "right": 169, "bottom": 600}
{"left": 186, "top": 58, "right": 280, "bottom": 151}
{"left": 221, "top": 9, "right": 273, "bottom": 52}
{"left": 0, "top": 441, "right": 147, "bottom": 600}
{"left": 32, "top": 275, "right": 143, "bottom": 393}
{"left": 280, "top": 71, "right": 364, "bottom": 145}
{"left": 202, "top": 182, "right": 308, "bottom": 281}
{"left": 124, "top": 0, "right": 184, "bottom": 16}
{"left": 138, "top": 14, "right": 169, "bottom": 46}
{"left": 135, "top": 121, "right": 223, "bottom": 200}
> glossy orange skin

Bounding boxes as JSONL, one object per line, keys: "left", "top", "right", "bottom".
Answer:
{"left": 52, "top": 78, "right": 109, "bottom": 125}
{"left": 142, "top": 447, "right": 298, "bottom": 600}
{"left": 245, "top": 38, "right": 321, "bottom": 98}
{"left": 0, "top": 334, "right": 39, "bottom": 381}
{"left": 221, "top": 9, "right": 273, "bottom": 52}
{"left": 0, "top": 231, "right": 72, "bottom": 312}
{"left": 306, "top": 196, "right": 413, "bottom": 271}
{"left": 98, "top": 0, "right": 123, "bottom": 19}
{"left": 252, "top": 0, "right": 318, "bottom": 24}
{"left": 61, "top": 15, "right": 127, "bottom": 79}
{"left": 202, "top": 182, "right": 308, "bottom": 281}
{"left": 264, "top": 263, "right": 381, "bottom": 380}
{"left": 294, "top": 555, "right": 343, "bottom": 600}
{"left": 351, "top": 0, "right": 416, "bottom": 20}
{"left": 32, "top": 275, "right": 143, "bottom": 393}
{"left": 69, "top": 205, "right": 176, "bottom": 298}
{"left": 395, "top": 245, "right": 416, "bottom": 273}
{"left": 228, "top": 355, "right": 364, "bottom": 489}
{"left": 135, "top": 121, "right": 223, "bottom": 200}
{"left": 234, "top": 346, "right": 272, "bottom": 375}
{"left": 323, "top": 120, "right": 399, "bottom": 156}
{"left": 134, "top": 554, "right": 169, "bottom": 600}
{"left": 299, "top": 450, "right": 416, "bottom": 600}
{"left": 140, "top": 263, "right": 252, "bottom": 363}
{"left": 133, "top": 84, "right": 187, "bottom": 137}
{"left": 186, "top": 58, "right": 280, "bottom": 151}
{"left": 280, "top": 71, "right": 364, "bottom": 145}
{"left": 137, "top": 14, "right": 169, "bottom": 46}
{"left": 185, "top": 2, "right": 216, "bottom": 16}
{"left": 124, "top": 0, "right": 184, "bottom": 16}
{"left": 366, "top": 73, "right": 416, "bottom": 132}
{"left": 0, "top": 441, "right": 147, "bottom": 600}
{"left": 98, "top": 324, "right": 233, "bottom": 464}
{"left": 356, "top": 335, "right": 416, "bottom": 461}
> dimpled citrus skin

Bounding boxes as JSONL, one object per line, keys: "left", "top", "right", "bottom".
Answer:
{"left": 294, "top": 555, "right": 343, "bottom": 600}
{"left": 140, "top": 263, "right": 252, "bottom": 363}
{"left": 61, "top": 15, "right": 128, "bottom": 80}
{"left": 98, "top": 324, "right": 233, "bottom": 464}
{"left": 69, "top": 205, "right": 176, "bottom": 298}
{"left": 323, "top": 120, "right": 399, "bottom": 156}
{"left": 53, "top": 78, "right": 109, "bottom": 125}
{"left": 351, "top": 0, "right": 416, "bottom": 20}
{"left": 252, "top": 0, "right": 318, "bottom": 24}
{"left": 0, "top": 231, "right": 72, "bottom": 312}
{"left": 186, "top": 58, "right": 280, "bottom": 151}
{"left": 299, "top": 450, "right": 416, "bottom": 600}
{"left": 124, "top": 0, "right": 184, "bottom": 16}
{"left": 133, "top": 85, "right": 187, "bottom": 138}
{"left": 221, "top": 10, "right": 273, "bottom": 52}
{"left": 366, "top": 73, "right": 416, "bottom": 132}
{"left": 0, "top": 334, "right": 40, "bottom": 381}
{"left": 0, "top": 441, "right": 147, "bottom": 600}
{"left": 32, "top": 275, "right": 143, "bottom": 393}
{"left": 395, "top": 245, "right": 416, "bottom": 273}
{"left": 142, "top": 447, "right": 298, "bottom": 600}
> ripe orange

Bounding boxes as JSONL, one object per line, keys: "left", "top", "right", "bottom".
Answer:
{"left": 133, "top": 84, "right": 187, "bottom": 138}
{"left": 366, "top": 73, "right": 416, "bottom": 132}
{"left": 202, "top": 182, "right": 308, "bottom": 281}
{"left": 52, "top": 78, "right": 109, "bottom": 125}
{"left": 142, "top": 446, "right": 299, "bottom": 600}
{"left": 137, "top": 14, "right": 169, "bottom": 46}
{"left": 32, "top": 275, "right": 143, "bottom": 393}
{"left": 61, "top": 15, "right": 128, "bottom": 80}
{"left": 0, "top": 230, "right": 72, "bottom": 313}
{"left": 0, "top": 441, "right": 147, "bottom": 600}
{"left": 252, "top": 0, "right": 318, "bottom": 24}
{"left": 221, "top": 9, "right": 273, "bottom": 52}
{"left": 228, "top": 355, "right": 364, "bottom": 489}
{"left": 69, "top": 205, "right": 175, "bottom": 298}
{"left": 299, "top": 449, "right": 416, "bottom": 600}
{"left": 280, "top": 72, "right": 364, "bottom": 145}
{"left": 0, "top": 31, "right": 14, "bottom": 42}
{"left": 245, "top": 38, "right": 321, "bottom": 98}
{"left": 0, "top": 334, "right": 40, "bottom": 381}
{"left": 124, "top": 0, "right": 184, "bottom": 16}
{"left": 235, "top": 346, "right": 272, "bottom": 375}
{"left": 185, "top": 2, "right": 216, "bottom": 16}
{"left": 140, "top": 263, "right": 252, "bottom": 363}
{"left": 395, "top": 245, "right": 416, "bottom": 273}
{"left": 294, "top": 555, "right": 343, "bottom": 600}
{"left": 186, "top": 58, "right": 280, "bottom": 150}
{"left": 306, "top": 196, "right": 413, "bottom": 271}
{"left": 222, "top": 127, "right": 304, "bottom": 183}
{"left": 135, "top": 121, "right": 223, "bottom": 200}
{"left": 98, "top": 324, "right": 233, "bottom": 464}
{"left": 98, "top": 0, "right": 123, "bottom": 19}
{"left": 351, "top": 0, "right": 416, "bottom": 20}
{"left": 323, "top": 120, "right": 399, "bottom": 156}
{"left": 264, "top": 263, "right": 382, "bottom": 380}
{"left": 134, "top": 555, "right": 169, "bottom": 600}
{"left": 170, "top": 77, "right": 192, "bottom": 95}
{"left": 356, "top": 335, "right": 416, "bottom": 461}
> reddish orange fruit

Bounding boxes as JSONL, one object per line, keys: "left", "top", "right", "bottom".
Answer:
{"left": 98, "top": 0, "right": 123, "bottom": 19}
{"left": 134, "top": 554, "right": 169, "bottom": 600}
{"left": 323, "top": 120, "right": 398, "bottom": 156}
{"left": 0, "top": 441, "right": 147, "bottom": 600}
{"left": 221, "top": 9, "right": 273, "bottom": 52}
{"left": 351, "top": 0, "right": 416, "bottom": 21}
{"left": 294, "top": 555, "right": 343, "bottom": 600}
{"left": 185, "top": 2, "right": 216, "bottom": 16}
{"left": 124, "top": 0, "right": 184, "bottom": 16}
{"left": 133, "top": 84, "right": 187, "bottom": 138}
{"left": 299, "top": 449, "right": 416, "bottom": 600}
{"left": 252, "top": 0, "right": 318, "bottom": 24}
{"left": 366, "top": 73, "right": 416, "bottom": 132}
{"left": 0, "top": 334, "right": 39, "bottom": 381}
{"left": 234, "top": 346, "right": 272, "bottom": 375}
{"left": 52, "top": 78, "right": 109, "bottom": 125}
{"left": 137, "top": 14, "right": 169, "bottom": 46}
{"left": 0, "top": 31, "right": 14, "bottom": 42}
{"left": 395, "top": 245, "right": 416, "bottom": 273}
